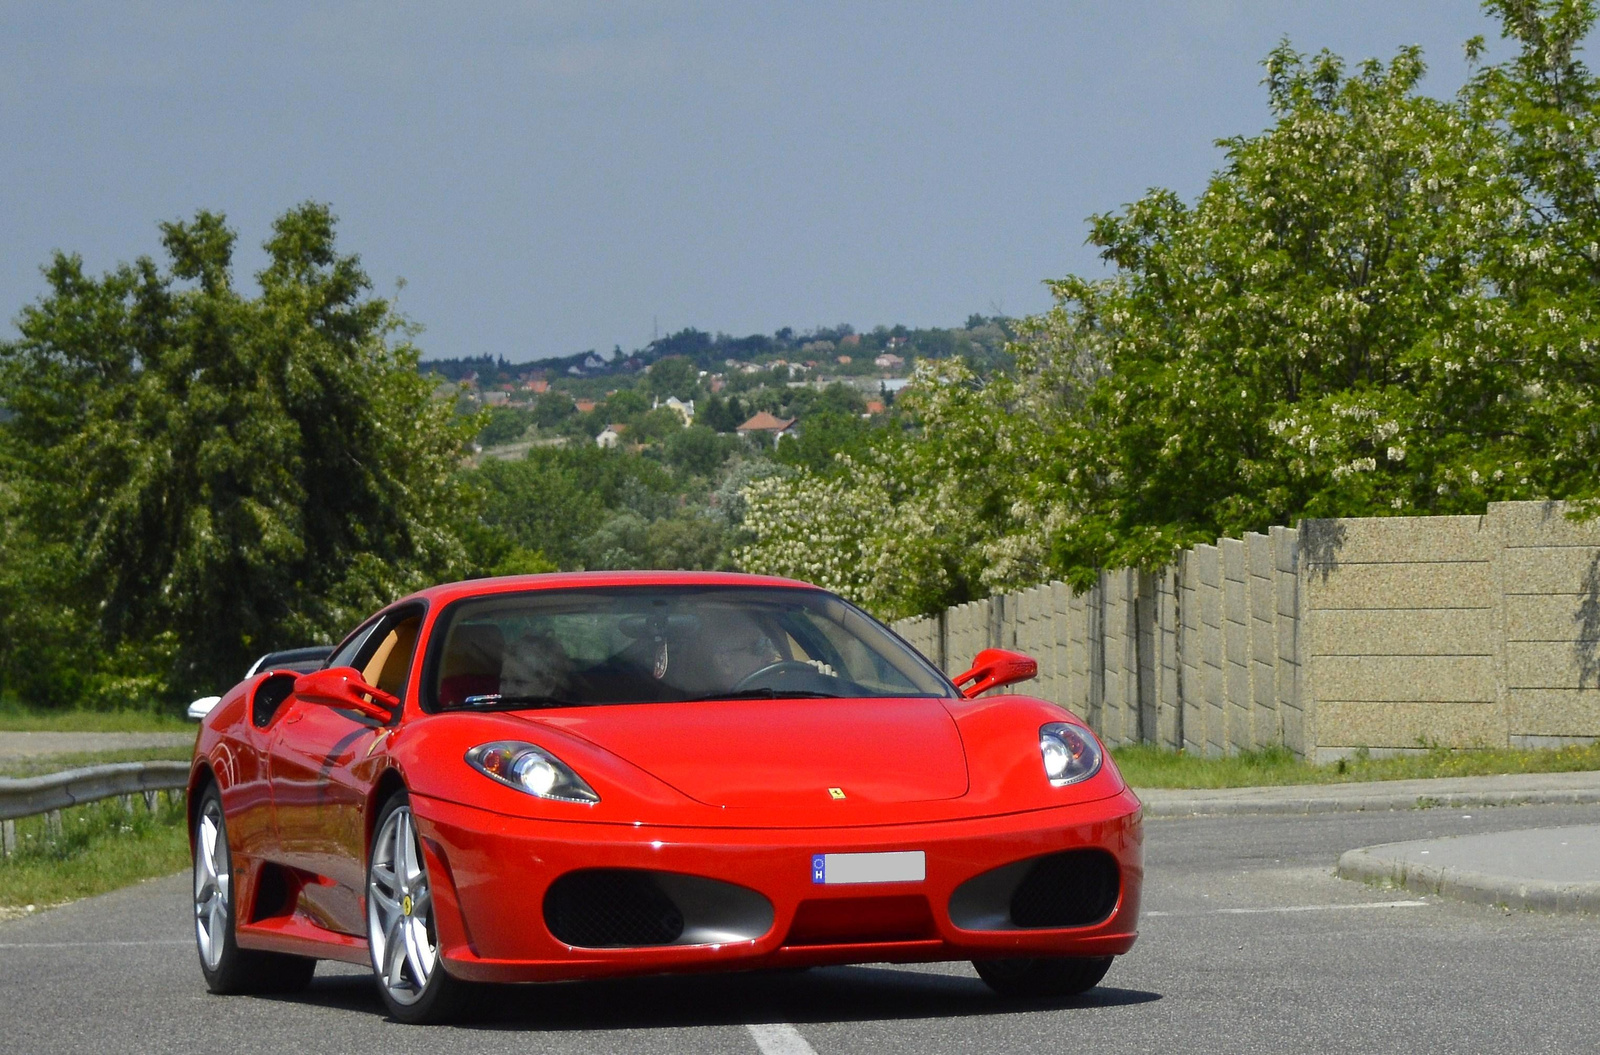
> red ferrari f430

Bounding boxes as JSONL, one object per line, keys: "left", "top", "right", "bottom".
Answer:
{"left": 188, "top": 572, "right": 1142, "bottom": 1022}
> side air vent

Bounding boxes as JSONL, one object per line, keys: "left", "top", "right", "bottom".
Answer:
{"left": 542, "top": 869, "right": 774, "bottom": 949}
{"left": 948, "top": 849, "right": 1121, "bottom": 931}
{"left": 252, "top": 673, "right": 297, "bottom": 729}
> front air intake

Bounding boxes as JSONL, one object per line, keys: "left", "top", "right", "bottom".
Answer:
{"left": 948, "top": 848, "right": 1121, "bottom": 931}
{"left": 544, "top": 869, "right": 685, "bottom": 947}
{"left": 1008, "top": 849, "right": 1120, "bottom": 928}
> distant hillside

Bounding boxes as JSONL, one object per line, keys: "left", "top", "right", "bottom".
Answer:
{"left": 419, "top": 318, "right": 1015, "bottom": 385}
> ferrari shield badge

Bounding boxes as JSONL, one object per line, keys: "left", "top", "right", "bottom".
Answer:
{"left": 828, "top": 787, "right": 846, "bottom": 800}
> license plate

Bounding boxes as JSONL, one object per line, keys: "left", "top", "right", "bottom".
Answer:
{"left": 811, "top": 850, "right": 925, "bottom": 885}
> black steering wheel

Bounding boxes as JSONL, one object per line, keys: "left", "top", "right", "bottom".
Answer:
{"left": 733, "top": 660, "right": 829, "bottom": 692}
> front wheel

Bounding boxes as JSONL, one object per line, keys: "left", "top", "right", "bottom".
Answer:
{"left": 192, "top": 784, "right": 316, "bottom": 994}
{"left": 366, "top": 790, "right": 476, "bottom": 1024}
{"left": 973, "top": 956, "right": 1113, "bottom": 998}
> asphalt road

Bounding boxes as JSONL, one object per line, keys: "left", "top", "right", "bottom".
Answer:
{"left": 2, "top": 803, "right": 1596, "bottom": 1055}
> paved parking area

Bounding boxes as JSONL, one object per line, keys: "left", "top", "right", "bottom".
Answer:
{"left": 2, "top": 803, "right": 1596, "bottom": 1054}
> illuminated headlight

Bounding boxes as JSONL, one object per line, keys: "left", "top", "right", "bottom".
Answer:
{"left": 466, "top": 741, "right": 600, "bottom": 804}
{"left": 1039, "top": 722, "right": 1103, "bottom": 787}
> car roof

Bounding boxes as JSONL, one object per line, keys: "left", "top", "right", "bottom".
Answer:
{"left": 398, "top": 570, "right": 822, "bottom": 609}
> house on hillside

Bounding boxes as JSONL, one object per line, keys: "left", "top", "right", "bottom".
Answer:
{"left": 874, "top": 352, "right": 905, "bottom": 369}
{"left": 864, "top": 399, "right": 885, "bottom": 416}
{"left": 656, "top": 395, "right": 695, "bottom": 425}
{"left": 596, "top": 424, "right": 627, "bottom": 449}
{"left": 574, "top": 399, "right": 597, "bottom": 414}
{"left": 736, "top": 411, "right": 797, "bottom": 445}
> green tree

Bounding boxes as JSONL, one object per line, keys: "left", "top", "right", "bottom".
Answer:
{"left": 0, "top": 204, "right": 476, "bottom": 699}
{"left": 478, "top": 405, "right": 534, "bottom": 446}
{"left": 530, "top": 389, "right": 577, "bottom": 429}
{"left": 741, "top": 2, "right": 1600, "bottom": 613}
{"left": 598, "top": 388, "right": 650, "bottom": 424}
{"left": 773, "top": 410, "right": 874, "bottom": 473}
{"left": 645, "top": 356, "right": 700, "bottom": 400}
{"left": 663, "top": 425, "right": 733, "bottom": 477}
{"left": 633, "top": 406, "right": 688, "bottom": 443}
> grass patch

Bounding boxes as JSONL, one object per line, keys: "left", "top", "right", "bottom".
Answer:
{"left": 0, "top": 707, "right": 191, "bottom": 733}
{"left": 0, "top": 795, "right": 189, "bottom": 908}
{"left": 1114, "top": 741, "right": 1600, "bottom": 789}
{"left": 0, "top": 746, "right": 192, "bottom": 780}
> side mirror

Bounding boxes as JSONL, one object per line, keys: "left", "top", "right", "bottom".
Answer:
{"left": 293, "top": 666, "right": 399, "bottom": 721}
{"left": 187, "top": 695, "right": 222, "bottom": 721}
{"left": 953, "top": 648, "right": 1038, "bottom": 699}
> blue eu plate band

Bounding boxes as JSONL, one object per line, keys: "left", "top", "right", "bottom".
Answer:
{"left": 811, "top": 850, "right": 926, "bottom": 885}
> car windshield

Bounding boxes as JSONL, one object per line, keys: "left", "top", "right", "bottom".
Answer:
{"left": 426, "top": 585, "right": 956, "bottom": 710}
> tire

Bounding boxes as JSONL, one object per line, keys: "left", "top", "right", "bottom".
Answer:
{"left": 973, "top": 955, "right": 1114, "bottom": 998}
{"left": 366, "top": 789, "right": 476, "bottom": 1024}
{"left": 192, "top": 784, "right": 316, "bottom": 995}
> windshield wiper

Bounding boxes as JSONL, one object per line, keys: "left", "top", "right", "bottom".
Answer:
{"left": 681, "top": 688, "right": 846, "bottom": 702}
{"left": 458, "top": 693, "right": 584, "bottom": 710}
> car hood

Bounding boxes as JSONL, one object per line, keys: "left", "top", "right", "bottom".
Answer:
{"left": 512, "top": 696, "right": 969, "bottom": 809}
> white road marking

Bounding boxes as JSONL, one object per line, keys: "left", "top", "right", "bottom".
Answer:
{"left": 747, "top": 1023, "right": 820, "bottom": 1055}
{"left": 0, "top": 939, "right": 190, "bottom": 948}
{"left": 1146, "top": 899, "right": 1429, "bottom": 918}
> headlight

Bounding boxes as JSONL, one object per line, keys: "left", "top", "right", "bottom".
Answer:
{"left": 466, "top": 741, "right": 600, "bottom": 804}
{"left": 1039, "top": 722, "right": 1103, "bottom": 787}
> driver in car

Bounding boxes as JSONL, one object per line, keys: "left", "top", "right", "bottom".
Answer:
{"left": 702, "top": 609, "right": 785, "bottom": 688}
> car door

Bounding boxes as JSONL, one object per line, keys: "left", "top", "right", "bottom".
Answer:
{"left": 268, "top": 604, "right": 424, "bottom": 936}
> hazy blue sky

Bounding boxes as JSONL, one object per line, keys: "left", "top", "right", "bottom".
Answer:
{"left": 2, "top": 2, "right": 1509, "bottom": 361}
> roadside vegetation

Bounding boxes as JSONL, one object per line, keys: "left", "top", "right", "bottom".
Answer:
{"left": 0, "top": 796, "right": 188, "bottom": 913}
{"left": 0, "top": 708, "right": 193, "bottom": 734}
{"left": 1114, "top": 742, "right": 1600, "bottom": 789}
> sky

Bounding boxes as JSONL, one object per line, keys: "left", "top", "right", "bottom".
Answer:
{"left": 1, "top": 1, "right": 1513, "bottom": 362}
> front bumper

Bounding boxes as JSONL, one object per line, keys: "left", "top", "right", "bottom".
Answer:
{"left": 411, "top": 788, "right": 1143, "bottom": 984}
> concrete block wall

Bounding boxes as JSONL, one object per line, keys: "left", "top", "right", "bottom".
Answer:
{"left": 1299, "top": 514, "right": 1502, "bottom": 761}
{"left": 893, "top": 529, "right": 1303, "bottom": 756}
{"left": 889, "top": 502, "right": 1600, "bottom": 758}
{"left": 1496, "top": 503, "right": 1600, "bottom": 748}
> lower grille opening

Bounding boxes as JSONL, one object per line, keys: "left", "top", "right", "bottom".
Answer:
{"left": 1008, "top": 850, "right": 1120, "bottom": 928}
{"left": 784, "top": 895, "right": 936, "bottom": 946}
{"left": 948, "top": 848, "right": 1121, "bottom": 931}
{"left": 544, "top": 869, "right": 685, "bottom": 948}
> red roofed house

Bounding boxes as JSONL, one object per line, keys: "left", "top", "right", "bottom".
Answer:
{"left": 735, "top": 411, "right": 797, "bottom": 445}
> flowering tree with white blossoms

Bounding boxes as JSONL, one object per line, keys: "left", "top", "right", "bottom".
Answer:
{"left": 744, "top": 1, "right": 1600, "bottom": 617}
{"left": 737, "top": 359, "right": 1057, "bottom": 619}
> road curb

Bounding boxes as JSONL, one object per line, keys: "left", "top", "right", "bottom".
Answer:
{"left": 1337, "top": 845, "right": 1600, "bottom": 915}
{"left": 1138, "top": 787, "right": 1600, "bottom": 818}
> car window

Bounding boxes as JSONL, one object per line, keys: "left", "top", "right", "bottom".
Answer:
{"left": 362, "top": 614, "right": 423, "bottom": 699}
{"left": 327, "top": 619, "right": 380, "bottom": 671}
{"left": 426, "top": 585, "right": 954, "bottom": 711}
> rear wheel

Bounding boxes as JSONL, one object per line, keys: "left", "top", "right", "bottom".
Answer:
{"left": 366, "top": 789, "right": 476, "bottom": 1024}
{"left": 973, "top": 956, "right": 1113, "bottom": 998}
{"left": 192, "top": 784, "right": 316, "bottom": 994}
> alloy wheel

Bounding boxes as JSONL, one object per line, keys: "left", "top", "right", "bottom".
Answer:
{"left": 193, "top": 797, "right": 230, "bottom": 971}
{"left": 367, "top": 805, "right": 437, "bottom": 1005}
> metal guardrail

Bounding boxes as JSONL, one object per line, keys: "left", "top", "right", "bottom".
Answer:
{"left": 0, "top": 761, "right": 191, "bottom": 857}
